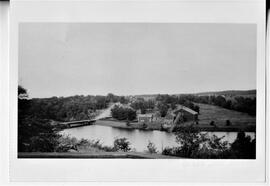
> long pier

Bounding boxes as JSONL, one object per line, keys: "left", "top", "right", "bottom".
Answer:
{"left": 58, "top": 119, "right": 96, "bottom": 128}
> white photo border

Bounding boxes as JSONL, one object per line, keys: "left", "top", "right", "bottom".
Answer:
{"left": 9, "top": 0, "right": 266, "bottom": 182}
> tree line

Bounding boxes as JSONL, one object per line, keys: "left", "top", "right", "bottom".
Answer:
{"left": 130, "top": 98, "right": 155, "bottom": 114}
{"left": 21, "top": 87, "right": 255, "bottom": 124}
{"left": 24, "top": 92, "right": 129, "bottom": 122}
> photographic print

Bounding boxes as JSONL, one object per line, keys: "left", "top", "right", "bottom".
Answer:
{"left": 18, "top": 23, "right": 256, "bottom": 159}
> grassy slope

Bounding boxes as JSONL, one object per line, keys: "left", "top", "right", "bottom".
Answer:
{"left": 193, "top": 103, "right": 256, "bottom": 131}
{"left": 134, "top": 89, "right": 256, "bottom": 100}
{"left": 195, "top": 89, "right": 256, "bottom": 97}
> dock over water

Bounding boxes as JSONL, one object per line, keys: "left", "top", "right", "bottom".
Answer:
{"left": 58, "top": 119, "right": 96, "bottom": 128}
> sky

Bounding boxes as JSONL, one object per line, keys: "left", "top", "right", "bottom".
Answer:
{"left": 19, "top": 23, "right": 256, "bottom": 98}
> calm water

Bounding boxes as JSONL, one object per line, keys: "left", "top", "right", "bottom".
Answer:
{"left": 60, "top": 125, "right": 255, "bottom": 152}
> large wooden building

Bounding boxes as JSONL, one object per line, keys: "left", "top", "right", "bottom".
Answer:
{"left": 173, "top": 105, "right": 198, "bottom": 124}
{"left": 137, "top": 105, "right": 198, "bottom": 125}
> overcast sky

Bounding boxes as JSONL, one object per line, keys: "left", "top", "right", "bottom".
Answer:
{"left": 19, "top": 23, "right": 256, "bottom": 98}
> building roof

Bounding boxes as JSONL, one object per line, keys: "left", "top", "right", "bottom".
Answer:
{"left": 175, "top": 105, "right": 198, "bottom": 115}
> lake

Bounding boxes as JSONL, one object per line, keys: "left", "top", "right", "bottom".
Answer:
{"left": 60, "top": 125, "right": 255, "bottom": 152}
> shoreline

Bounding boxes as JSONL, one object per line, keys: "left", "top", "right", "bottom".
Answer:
{"left": 93, "top": 119, "right": 256, "bottom": 133}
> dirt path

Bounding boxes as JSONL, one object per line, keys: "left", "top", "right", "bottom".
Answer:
{"left": 94, "top": 103, "right": 117, "bottom": 120}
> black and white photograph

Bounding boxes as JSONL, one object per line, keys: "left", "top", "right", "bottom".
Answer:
{"left": 18, "top": 23, "right": 257, "bottom": 159}
{"left": 1, "top": 0, "right": 267, "bottom": 183}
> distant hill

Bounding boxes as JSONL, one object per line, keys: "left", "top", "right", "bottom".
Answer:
{"left": 132, "top": 94, "right": 158, "bottom": 100}
{"left": 195, "top": 90, "right": 256, "bottom": 97}
{"left": 133, "top": 90, "right": 256, "bottom": 100}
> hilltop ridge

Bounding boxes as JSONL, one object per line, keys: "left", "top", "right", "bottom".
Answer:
{"left": 132, "top": 89, "right": 256, "bottom": 100}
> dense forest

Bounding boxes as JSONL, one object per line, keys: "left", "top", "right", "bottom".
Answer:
{"left": 23, "top": 92, "right": 129, "bottom": 122}
{"left": 130, "top": 99, "right": 155, "bottom": 114}
{"left": 18, "top": 86, "right": 58, "bottom": 152}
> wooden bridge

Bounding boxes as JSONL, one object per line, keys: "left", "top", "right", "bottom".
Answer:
{"left": 58, "top": 119, "right": 96, "bottom": 128}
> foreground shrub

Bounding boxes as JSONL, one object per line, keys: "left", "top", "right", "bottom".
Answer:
{"left": 126, "top": 120, "right": 131, "bottom": 126}
{"left": 174, "top": 125, "right": 206, "bottom": 157}
{"left": 162, "top": 126, "right": 256, "bottom": 159}
{"left": 230, "top": 132, "right": 256, "bottom": 159}
{"left": 113, "top": 137, "right": 131, "bottom": 152}
{"left": 162, "top": 147, "right": 174, "bottom": 155}
{"left": 56, "top": 136, "right": 78, "bottom": 152}
{"left": 18, "top": 117, "right": 60, "bottom": 152}
{"left": 56, "top": 136, "right": 116, "bottom": 152}
{"left": 147, "top": 141, "right": 158, "bottom": 154}
{"left": 226, "top": 120, "right": 231, "bottom": 126}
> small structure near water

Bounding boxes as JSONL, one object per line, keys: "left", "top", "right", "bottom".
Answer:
{"left": 58, "top": 120, "right": 96, "bottom": 128}
{"left": 137, "top": 114, "right": 154, "bottom": 123}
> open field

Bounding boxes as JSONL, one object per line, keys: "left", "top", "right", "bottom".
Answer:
{"left": 134, "top": 90, "right": 256, "bottom": 100}
{"left": 192, "top": 103, "right": 256, "bottom": 132}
